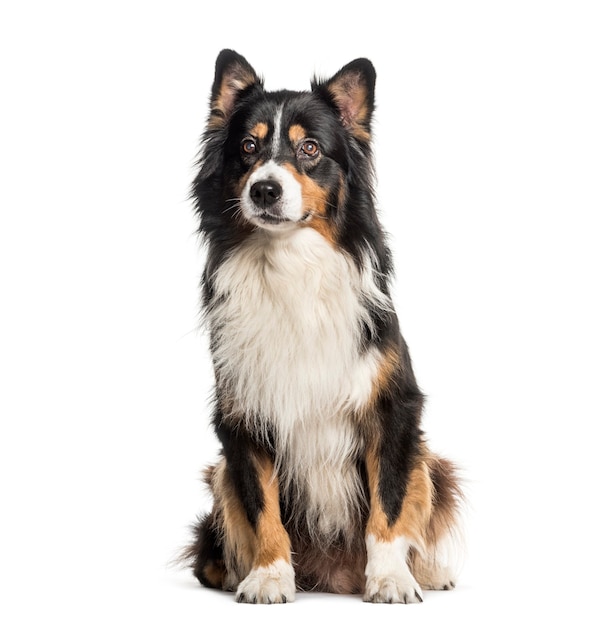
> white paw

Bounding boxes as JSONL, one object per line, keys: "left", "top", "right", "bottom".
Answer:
{"left": 420, "top": 567, "right": 456, "bottom": 591}
{"left": 236, "top": 559, "right": 296, "bottom": 604}
{"left": 364, "top": 572, "right": 423, "bottom": 604}
{"left": 364, "top": 534, "right": 423, "bottom": 604}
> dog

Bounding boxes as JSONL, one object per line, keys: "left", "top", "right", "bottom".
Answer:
{"left": 184, "top": 49, "right": 463, "bottom": 604}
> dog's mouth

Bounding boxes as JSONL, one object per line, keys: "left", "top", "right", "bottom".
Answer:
{"left": 255, "top": 211, "right": 290, "bottom": 225}
{"left": 250, "top": 210, "right": 313, "bottom": 228}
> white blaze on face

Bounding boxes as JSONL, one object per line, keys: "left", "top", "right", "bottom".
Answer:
{"left": 271, "top": 104, "right": 284, "bottom": 158}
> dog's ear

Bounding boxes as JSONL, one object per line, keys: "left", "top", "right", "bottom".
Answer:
{"left": 312, "top": 59, "right": 376, "bottom": 142}
{"left": 208, "top": 49, "right": 263, "bottom": 128}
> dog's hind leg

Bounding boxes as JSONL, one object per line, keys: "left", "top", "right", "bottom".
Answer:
{"left": 410, "top": 454, "right": 463, "bottom": 590}
{"left": 184, "top": 464, "right": 235, "bottom": 591}
{"left": 187, "top": 511, "right": 227, "bottom": 589}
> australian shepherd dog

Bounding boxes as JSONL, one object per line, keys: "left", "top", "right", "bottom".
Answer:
{"left": 184, "top": 49, "right": 463, "bottom": 604}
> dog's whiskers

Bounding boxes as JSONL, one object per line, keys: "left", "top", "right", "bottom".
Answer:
{"left": 301, "top": 194, "right": 339, "bottom": 218}
{"left": 223, "top": 198, "right": 242, "bottom": 218}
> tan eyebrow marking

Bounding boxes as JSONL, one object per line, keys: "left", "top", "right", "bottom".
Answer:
{"left": 250, "top": 122, "right": 269, "bottom": 139}
{"left": 288, "top": 124, "right": 307, "bottom": 144}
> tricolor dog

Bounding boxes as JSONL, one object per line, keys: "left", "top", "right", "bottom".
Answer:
{"left": 184, "top": 50, "right": 463, "bottom": 604}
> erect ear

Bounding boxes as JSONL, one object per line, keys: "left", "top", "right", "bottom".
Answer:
{"left": 208, "top": 49, "right": 263, "bottom": 128}
{"left": 312, "top": 58, "right": 376, "bottom": 142}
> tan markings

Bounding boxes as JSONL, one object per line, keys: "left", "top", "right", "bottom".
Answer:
{"left": 368, "top": 347, "right": 400, "bottom": 407}
{"left": 306, "top": 208, "right": 337, "bottom": 245}
{"left": 251, "top": 122, "right": 269, "bottom": 140}
{"left": 282, "top": 163, "right": 338, "bottom": 245}
{"left": 207, "top": 453, "right": 292, "bottom": 586}
{"left": 212, "top": 460, "right": 256, "bottom": 581}
{"left": 365, "top": 446, "right": 390, "bottom": 541}
{"left": 209, "top": 110, "right": 228, "bottom": 130}
{"left": 365, "top": 446, "right": 433, "bottom": 551}
{"left": 337, "top": 172, "right": 347, "bottom": 210}
{"left": 392, "top": 460, "right": 433, "bottom": 548}
{"left": 407, "top": 451, "right": 463, "bottom": 589}
{"left": 209, "top": 64, "right": 259, "bottom": 129}
{"left": 253, "top": 454, "right": 292, "bottom": 568}
{"left": 327, "top": 74, "right": 371, "bottom": 142}
{"left": 422, "top": 454, "right": 463, "bottom": 547}
{"left": 288, "top": 124, "right": 307, "bottom": 145}
{"left": 352, "top": 121, "right": 371, "bottom": 143}
{"left": 202, "top": 560, "right": 226, "bottom": 588}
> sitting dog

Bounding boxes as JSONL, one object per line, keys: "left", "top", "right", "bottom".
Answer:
{"left": 184, "top": 49, "right": 463, "bottom": 604}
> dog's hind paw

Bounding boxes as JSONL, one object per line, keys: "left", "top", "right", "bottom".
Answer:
{"left": 421, "top": 576, "right": 456, "bottom": 591}
{"left": 236, "top": 559, "right": 295, "bottom": 604}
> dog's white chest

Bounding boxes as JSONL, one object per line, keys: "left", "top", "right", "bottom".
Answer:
{"left": 209, "top": 229, "right": 378, "bottom": 421}
{"left": 208, "top": 229, "right": 384, "bottom": 534}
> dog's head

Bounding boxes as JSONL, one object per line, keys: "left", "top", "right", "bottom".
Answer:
{"left": 195, "top": 50, "right": 377, "bottom": 246}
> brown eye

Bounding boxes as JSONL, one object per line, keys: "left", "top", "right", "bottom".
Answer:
{"left": 241, "top": 139, "right": 257, "bottom": 155}
{"left": 300, "top": 140, "right": 319, "bottom": 158}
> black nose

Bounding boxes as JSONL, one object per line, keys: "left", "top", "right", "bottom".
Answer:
{"left": 250, "top": 179, "right": 282, "bottom": 209}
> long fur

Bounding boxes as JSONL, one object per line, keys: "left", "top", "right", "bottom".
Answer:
{"left": 184, "top": 49, "right": 463, "bottom": 604}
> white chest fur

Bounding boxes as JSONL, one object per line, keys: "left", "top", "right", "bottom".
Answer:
{"left": 207, "top": 229, "right": 388, "bottom": 536}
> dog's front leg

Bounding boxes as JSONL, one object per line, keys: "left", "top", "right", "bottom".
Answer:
{"left": 229, "top": 452, "right": 295, "bottom": 604}
{"left": 363, "top": 438, "right": 432, "bottom": 604}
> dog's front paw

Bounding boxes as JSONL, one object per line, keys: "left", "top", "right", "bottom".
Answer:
{"left": 364, "top": 536, "right": 424, "bottom": 604}
{"left": 363, "top": 572, "right": 423, "bottom": 604}
{"left": 236, "top": 559, "right": 295, "bottom": 604}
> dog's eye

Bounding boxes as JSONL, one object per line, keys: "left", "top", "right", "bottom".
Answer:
{"left": 299, "top": 140, "right": 320, "bottom": 159}
{"left": 241, "top": 139, "right": 257, "bottom": 155}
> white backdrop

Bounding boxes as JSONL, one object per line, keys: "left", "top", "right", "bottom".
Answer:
{"left": 1, "top": 1, "right": 588, "bottom": 624}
